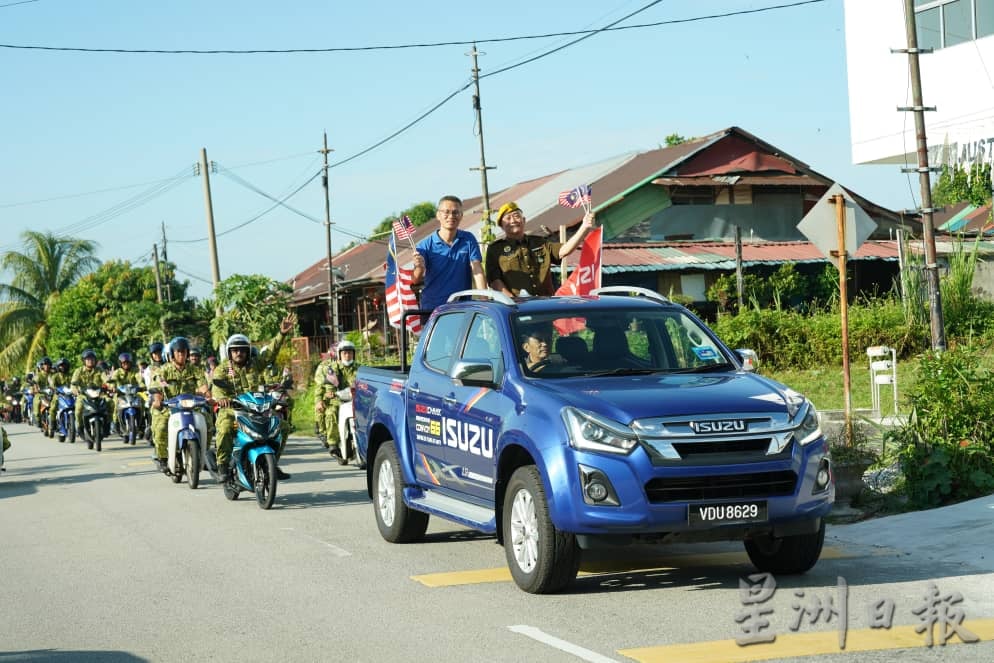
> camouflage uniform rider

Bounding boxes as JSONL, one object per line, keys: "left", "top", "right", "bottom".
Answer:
{"left": 311, "top": 352, "right": 335, "bottom": 443}
{"left": 32, "top": 358, "right": 53, "bottom": 425}
{"left": 71, "top": 349, "right": 112, "bottom": 436}
{"left": 212, "top": 313, "right": 295, "bottom": 482}
{"left": 48, "top": 358, "right": 72, "bottom": 433}
{"left": 108, "top": 352, "right": 143, "bottom": 431}
{"left": 316, "top": 340, "right": 358, "bottom": 457}
{"left": 150, "top": 337, "right": 205, "bottom": 472}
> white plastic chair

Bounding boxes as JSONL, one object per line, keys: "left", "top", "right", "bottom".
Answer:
{"left": 866, "top": 345, "right": 898, "bottom": 416}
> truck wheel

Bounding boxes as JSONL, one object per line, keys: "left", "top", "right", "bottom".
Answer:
{"left": 373, "top": 441, "right": 428, "bottom": 543}
{"left": 503, "top": 465, "right": 580, "bottom": 594}
{"left": 745, "top": 521, "right": 825, "bottom": 575}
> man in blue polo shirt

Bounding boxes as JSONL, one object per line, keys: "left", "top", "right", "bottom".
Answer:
{"left": 411, "top": 194, "right": 488, "bottom": 311}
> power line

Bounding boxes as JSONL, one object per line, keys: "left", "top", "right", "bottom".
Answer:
{"left": 0, "top": 1, "right": 827, "bottom": 55}
{"left": 0, "top": 0, "right": 39, "bottom": 8}
{"left": 0, "top": 170, "right": 192, "bottom": 209}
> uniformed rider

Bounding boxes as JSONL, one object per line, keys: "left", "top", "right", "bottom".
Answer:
{"left": 149, "top": 337, "right": 206, "bottom": 473}
{"left": 48, "top": 358, "right": 72, "bottom": 436}
{"left": 108, "top": 352, "right": 143, "bottom": 433}
{"left": 212, "top": 313, "right": 295, "bottom": 482}
{"left": 70, "top": 349, "right": 111, "bottom": 437}
{"left": 316, "top": 340, "right": 359, "bottom": 459}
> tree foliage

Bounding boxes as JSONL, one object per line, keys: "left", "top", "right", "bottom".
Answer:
{"left": 45, "top": 260, "right": 209, "bottom": 364}
{"left": 369, "top": 201, "right": 437, "bottom": 239}
{"left": 664, "top": 133, "right": 688, "bottom": 147}
{"left": 209, "top": 274, "right": 293, "bottom": 350}
{"left": 0, "top": 231, "right": 99, "bottom": 374}
{"left": 931, "top": 163, "right": 992, "bottom": 208}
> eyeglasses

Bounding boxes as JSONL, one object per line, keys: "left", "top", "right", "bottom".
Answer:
{"left": 438, "top": 208, "right": 462, "bottom": 217}
{"left": 503, "top": 211, "right": 524, "bottom": 221}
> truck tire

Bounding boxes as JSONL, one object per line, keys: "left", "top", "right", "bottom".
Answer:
{"left": 373, "top": 441, "right": 428, "bottom": 543}
{"left": 744, "top": 520, "right": 825, "bottom": 575}
{"left": 503, "top": 465, "right": 580, "bottom": 594}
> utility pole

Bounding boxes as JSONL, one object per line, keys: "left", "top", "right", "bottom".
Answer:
{"left": 152, "top": 244, "right": 168, "bottom": 340}
{"left": 319, "top": 132, "right": 339, "bottom": 345}
{"left": 199, "top": 148, "right": 222, "bottom": 298}
{"left": 160, "top": 221, "right": 172, "bottom": 303}
{"left": 896, "top": 0, "right": 946, "bottom": 351}
{"left": 468, "top": 44, "right": 497, "bottom": 246}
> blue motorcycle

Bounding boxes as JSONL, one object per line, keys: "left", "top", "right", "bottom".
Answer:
{"left": 116, "top": 384, "right": 146, "bottom": 446}
{"left": 164, "top": 394, "right": 210, "bottom": 489}
{"left": 222, "top": 390, "right": 281, "bottom": 509}
{"left": 55, "top": 386, "right": 76, "bottom": 444}
{"left": 22, "top": 386, "right": 35, "bottom": 427}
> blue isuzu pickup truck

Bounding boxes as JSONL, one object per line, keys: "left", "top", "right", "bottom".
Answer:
{"left": 355, "top": 287, "right": 834, "bottom": 593}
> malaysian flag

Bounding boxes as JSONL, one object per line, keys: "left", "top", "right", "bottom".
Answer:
{"left": 557, "top": 184, "right": 592, "bottom": 209}
{"left": 392, "top": 215, "right": 416, "bottom": 242}
{"left": 384, "top": 233, "right": 422, "bottom": 335}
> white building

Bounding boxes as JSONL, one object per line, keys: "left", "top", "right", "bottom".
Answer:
{"left": 844, "top": 0, "right": 994, "bottom": 168}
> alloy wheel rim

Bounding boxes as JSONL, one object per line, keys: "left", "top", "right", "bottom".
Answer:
{"left": 377, "top": 458, "right": 396, "bottom": 526}
{"left": 510, "top": 489, "right": 539, "bottom": 573}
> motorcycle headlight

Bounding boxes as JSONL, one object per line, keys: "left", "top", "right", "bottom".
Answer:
{"left": 85, "top": 387, "right": 102, "bottom": 398}
{"left": 562, "top": 407, "right": 639, "bottom": 455}
{"left": 179, "top": 398, "right": 196, "bottom": 409}
{"left": 793, "top": 401, "right": 822, "bottom": 446}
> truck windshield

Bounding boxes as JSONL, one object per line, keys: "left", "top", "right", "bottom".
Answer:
{"left": 512, "top": 308, "right": 732, "bottom": 378}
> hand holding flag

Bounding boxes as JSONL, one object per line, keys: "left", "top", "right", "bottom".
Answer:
{"left": 391, "top": 215, "right": 417, "bottom": 250}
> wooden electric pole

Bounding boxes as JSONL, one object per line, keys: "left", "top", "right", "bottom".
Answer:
{"left": 468, "top": 44, "right": 497, "bottom": 246}
{"left": 897, "top": 0, "right": 946, "bottom": 351}
{"left": 319, "top": 133, "right": 339, "bottom": 345}
{"left": 199, "top": 148, "right": 222, "bottom": 298}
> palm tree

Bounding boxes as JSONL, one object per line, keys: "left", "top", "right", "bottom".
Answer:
{"left": 0, "top": 231, "right": 99, "bottom": 374}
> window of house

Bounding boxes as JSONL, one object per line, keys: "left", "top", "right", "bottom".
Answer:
{"left": 915, "top": 0, "right": 989, "bottom": 48}
{"left": 670, "top": 187, "right": 715, "bottom": 206}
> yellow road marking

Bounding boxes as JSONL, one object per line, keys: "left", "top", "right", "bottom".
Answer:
{"left": 412, "top": 546, "right": 857, "bottom": 588}
{"left": 619, "top": 619, "right": 994, "bottom": 662}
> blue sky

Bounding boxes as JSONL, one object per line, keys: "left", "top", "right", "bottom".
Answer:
{"left": 0, "top": 0, "right": 916, "bottom": 299}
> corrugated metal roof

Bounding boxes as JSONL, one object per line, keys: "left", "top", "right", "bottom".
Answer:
{"left": 597, "top": 240, "right": 901, "bottom": 273}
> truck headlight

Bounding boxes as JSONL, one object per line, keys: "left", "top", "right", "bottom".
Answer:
{"left": 793, "top": 401, "right": 821, "bottom": 446}
{"left": 562, "top": 407, "right": 638, "bottom": 455}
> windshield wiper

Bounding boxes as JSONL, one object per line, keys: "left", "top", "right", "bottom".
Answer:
{"left": 585, "top": 367, "right": 660, "bottom": 377}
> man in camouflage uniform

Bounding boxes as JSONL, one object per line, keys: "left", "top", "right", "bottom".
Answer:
{"left": 149, "top": 337, "right": 206, "bottom": 472}
{"left": 48, "top": 358, "right": 72, "bottom": 435}
{"left": 311, "top": 351, "right": 335, "bottom": 444}
{"left": 108, "top": 352, "right": 142, "bottom": 433}
{"left": 212, "top": 313, "right": 296, "bottom": 482}
{"left": 316, "top": 340, "right": 359, "bottom": 459}
{"left": 71, "top": 349, "right": 112, "bottom": 437}
{"left": 32, "top": 358, "right": 53, "bottom": 427}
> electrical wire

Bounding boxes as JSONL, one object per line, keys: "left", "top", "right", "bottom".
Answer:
{"left": 0, "top": 1, "right": 827, "bottom": 55}
{"left": 0, "top": 170, "right": 193, "bottom": 209}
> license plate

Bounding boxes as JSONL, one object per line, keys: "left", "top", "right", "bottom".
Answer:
{"left": 688, "top": 501, "right": 768, "bottom": 527}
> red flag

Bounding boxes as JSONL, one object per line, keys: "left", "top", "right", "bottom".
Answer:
{"left": 554, "top": 228, "right": 602, "bottom": 335}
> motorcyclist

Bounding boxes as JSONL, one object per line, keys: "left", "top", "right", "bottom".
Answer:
{"left": 1, "top": 424, "right": 9, "bottom": 470}
{"left": 4, "top": 376, "right": 22, "bottom": 421}
{"left": 311, "top": 351, "right": 335, "bottom": 445}
{"left": 317, "top": 340, "right": 359, "bottom": 459}
{"left": 108, "top": 352, "right": 142, "bottom": 433}
{"left": 71, "top": 349, "right": 111, "bottom": 437}
{"left": 149, "top": 337, "right": 206, "bottom": 473}
{"left": 33, "top": 357, "right": 53, "bottom": 427}
{"left": 48, "top": 358, "right": 72, "bottom": 435}
{"left": 212, "top": 313, "right": 296, "bottom": 483}
{"left": 143, "top": 342, "right": 165, "bottom": 390}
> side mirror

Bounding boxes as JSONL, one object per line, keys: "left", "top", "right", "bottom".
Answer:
{"left": 735, "top": 349, "right": 759, "bottom": 372}
{"left": 451, "top": 359, "right": 497, "bottom": 388}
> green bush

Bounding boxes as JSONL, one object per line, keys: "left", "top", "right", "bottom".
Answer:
{"left": 889, "top": 345, "right": 994, "bottom": 507}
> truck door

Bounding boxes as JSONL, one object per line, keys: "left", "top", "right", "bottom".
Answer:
{"left": 442, "top": 313, "right": 508, "bottom": 502}
{"left": 408, "top": 312, "right": 468, "bottom": 491}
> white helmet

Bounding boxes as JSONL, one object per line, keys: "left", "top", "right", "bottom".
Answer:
{"left": 226, "top": 333, "right": 251, "bottom": 361}
{"left": 337, "top": 340, "right": 356, "bottom": 366}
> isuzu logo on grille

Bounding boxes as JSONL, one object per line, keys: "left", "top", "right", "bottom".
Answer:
{"left": 689, "top": 419, "right": 746, "bottom": 434}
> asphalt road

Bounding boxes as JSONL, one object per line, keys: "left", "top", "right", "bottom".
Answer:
{"left": 2, "top": 422, "right": 993, "bottom": 663}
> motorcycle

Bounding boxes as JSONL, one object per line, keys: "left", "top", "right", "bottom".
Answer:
{"left": 222, "top": 390, "right": 281, "bottom": 510}
{"left": 54, "top": 386, "right": 76, "bottom": 444}
{"left": 4, "top": 392, "right": 22, "bottom": 424}
{"left": 336, "top": 387, "right": 363, "bottom": 469}
{"left": 78, "top": 385, "right": 111, "bottom": 452}
{"left": 268, "top": 376, "right": 294, "bottom": 434}
{"left": 115, "top": 384, "right": 146, "bottom": 445}
{"left": 165, "top": 393, "right": 210, "bottom": 489}
{"left": 140, "top": 389, "right": 154, "bottom": 444}
{"left": 23, "top": 386, "right": 35, "bottom": 427}
{"left": 38, "top": 387, "right": 54, "bottom": 437}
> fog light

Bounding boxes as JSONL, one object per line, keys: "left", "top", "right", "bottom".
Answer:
{"left": 814, "top": 458, "right": 831, "bottom": 491}
{"left": 587, "top": 481, "right": 609, "bottom": 502}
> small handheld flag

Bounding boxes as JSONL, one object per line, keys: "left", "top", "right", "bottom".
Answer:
{"left": 557, "top": 185, "right": 592, "bottom": 213}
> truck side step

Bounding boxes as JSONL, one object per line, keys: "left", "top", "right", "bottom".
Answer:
{"left": 406, "top": 489, "right": 497, "bottom": 533}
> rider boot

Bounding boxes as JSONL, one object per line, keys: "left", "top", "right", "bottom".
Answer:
{"left": 276, "top": 466, "right": 291, "bottom": 480}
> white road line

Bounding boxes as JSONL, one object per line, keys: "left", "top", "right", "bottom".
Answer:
{"left": 281, "top": 527, "right": 351, "bottom": 557}
{"left": 508, "top": 625, "right": 619, "bottom": 663}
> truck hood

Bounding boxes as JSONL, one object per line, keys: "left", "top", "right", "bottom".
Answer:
{"left": 529, "top": 372, "right": 799, "bottom": 423}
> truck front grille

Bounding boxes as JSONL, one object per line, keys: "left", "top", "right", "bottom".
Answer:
{"left": 644, "top": 470, "right": 797, "bottom": 503}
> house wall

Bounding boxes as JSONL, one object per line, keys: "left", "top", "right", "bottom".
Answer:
{"left": 844, "top": 0, "right": 994, "bottom": 165}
